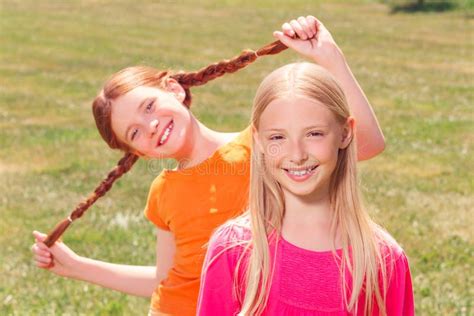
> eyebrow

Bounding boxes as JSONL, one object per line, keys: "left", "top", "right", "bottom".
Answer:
{"left": 263, "top": 125, "right": 329, "bottom": 132}
{"left": 124, "top": 97, "right": 152, "bottom": 141}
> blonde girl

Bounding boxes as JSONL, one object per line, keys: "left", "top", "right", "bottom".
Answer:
{"left": 198, "top": 19, "right": 414, "bottom": 316}
{"left": 32, "top": 16, "right": 385, "bottom": 315}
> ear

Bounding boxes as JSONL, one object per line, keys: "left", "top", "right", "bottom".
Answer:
{"left": 252, "top": 126, "right": 265, "bottom": 153}
{"left": 339, "top": 117, "right": 355, "bottom": 149}
{"left": 165, "top": 78, "right": 186, "bottom": 103}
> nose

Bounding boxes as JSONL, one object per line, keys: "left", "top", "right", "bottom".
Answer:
{"left": 288, "top": 140, "right": 308, "bottom": 165}
{"left": 148, "top": 118, "right": 160, "bottom": 136}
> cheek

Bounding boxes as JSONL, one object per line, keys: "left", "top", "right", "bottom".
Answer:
{"left": 131, "top": 142, "right": 145, "bottom": 154}
{"left": 308, "top": 139, "right": 339, "bottom": 161}
{"left": 263, "top": 142, "right": 287, "bottom": 166}
{"left": 136, "top": 137, "right": 153, "bottom": 150}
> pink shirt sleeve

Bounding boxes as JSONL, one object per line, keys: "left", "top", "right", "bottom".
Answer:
{"left": 385, "top": 252, "right": 415, "bottom": 316}
{"left": 197, "top": 226, "right": 242, "bottom": 316}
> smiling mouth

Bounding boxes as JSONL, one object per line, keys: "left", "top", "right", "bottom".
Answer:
{"left": 282, "top": 165, "right": 318, "bottom": 176}
{"left": 157, "top": 120, "right": 174, "bottom": 147}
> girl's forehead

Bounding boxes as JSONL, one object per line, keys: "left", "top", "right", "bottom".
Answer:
{"left": 259, "top": 96, "right": 335, "bottom": 128}
{"left": 112, "top": 86, "right": 166, "bottom": 113}
{"left": 119, "top": 86, "right": 162, "bottom": 102}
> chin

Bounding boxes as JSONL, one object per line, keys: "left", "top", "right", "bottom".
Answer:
{"left": 282, "top": 185, "right": 320, "bottom": 198}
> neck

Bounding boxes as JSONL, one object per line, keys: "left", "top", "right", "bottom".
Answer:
{"left": 173, "top": 116, "right": 235, "bottom": 170}
{"left": 281, "top": 185, "right": 340, "bottom": 251}
{"left": 283, "top": 186, "right": 332, "bottom": 225}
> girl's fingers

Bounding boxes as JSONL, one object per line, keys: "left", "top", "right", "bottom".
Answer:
{"left": 307, "top": 15, "right": 319, "bottom": 35}
{"left": 34, "top": 251, "right": 51, "bottom": 259}
{"left": 31, "top": 243, "right": 51, "bottom": 256}
{"left": 32, "top": 231, "right": 56, "bottom": 270}
{"left": 35, "top": 255, "right": 52, "bottom": 264}
{"left": 297, "top": 16, "right": 313, "bottom": 38}
{"left": 36, "top": 261, "right": 51, "bottom": 269}
{"left": 32, "top": 242, "right": 51, "bottom": 252}
{"left": 39, "top": 250, "right": 51, "bottom": 258}
{"left": 34, "top": 242, "right": 49, "bottom": 251}
{"left": 281, "top": 17, "right": 321, "bottom": 40}
{"left": 281, "top": 22, "right": 295, "bottom": 38}
{"left": 289, "top": 19, "right": 306, "bottom": 40}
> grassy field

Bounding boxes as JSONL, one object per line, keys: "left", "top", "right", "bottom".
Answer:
{"left": 1, "top": 0, "right": 472, "bottom": 315}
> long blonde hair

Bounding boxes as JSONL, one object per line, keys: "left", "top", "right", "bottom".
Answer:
{"left": 239, "top": 63, "right": 392, "bottom": 315}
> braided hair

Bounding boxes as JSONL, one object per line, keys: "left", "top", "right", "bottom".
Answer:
{"left": 44, "top": 40, "right": 288, "bottom": 247}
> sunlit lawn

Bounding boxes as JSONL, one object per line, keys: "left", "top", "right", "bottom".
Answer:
{"left": 1, "top": 0, "right": 472, "bottom": 314}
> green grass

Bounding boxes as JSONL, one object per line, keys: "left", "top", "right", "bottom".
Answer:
{"left": 1, "top": 0, "right": 473, "bottom": 315}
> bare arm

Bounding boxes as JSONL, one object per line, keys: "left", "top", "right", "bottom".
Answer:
{"left": 274, "top": 16, "right": 385, "bottom": 161}
{"left": 32, "top": 228, "right": 176, "bottom": 297}
{"left": 72, "top": 258, "right": 157, "bottom": 297}
{"left": 325, "top": 55, "right": 385, "bottom": 161}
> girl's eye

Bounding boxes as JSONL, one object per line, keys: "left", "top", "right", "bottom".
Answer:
{"left": 145, "top": 102, "right": 154, "bottom": 113}
{"left": 269, "top": 135, "right": 284, "bottom": 141}
{"left": 308, "top": 131, "right": 323, "bottom": 137}
{"left": 131, "top": 129, "right": 139, "bottom": 141}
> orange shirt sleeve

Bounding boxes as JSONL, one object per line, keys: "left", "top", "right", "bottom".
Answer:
{"left": 144, "top": 173, "right": 170, "bottom": 231}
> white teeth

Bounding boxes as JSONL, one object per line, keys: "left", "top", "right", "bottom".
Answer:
{"left": 288, "top": 169, "right": 309, "bottom": 176}
{"left": 159, "top": 122, "right": 173, "bottom": 145}
{"left": 286, "top": 166, "right": 316, "bottom": 176}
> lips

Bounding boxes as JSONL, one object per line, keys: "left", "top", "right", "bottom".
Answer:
{"left": 282, "top": 165, "right": 318, "bottom": 173}
{"left": 156, "top": 120, "right": 174, "bottom": 147}
{"left": 282, "top": 165, "right": 318, "bottom": 182}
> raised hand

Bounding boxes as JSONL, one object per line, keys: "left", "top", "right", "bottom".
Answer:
{"left": 273, "top": 16, "right": 345, "bottom": 71}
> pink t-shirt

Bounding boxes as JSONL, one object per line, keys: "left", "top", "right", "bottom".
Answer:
{"left": 197, "top": 221, "right": 414, "bottom": 315}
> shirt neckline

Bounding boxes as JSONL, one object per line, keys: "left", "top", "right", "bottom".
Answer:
{"left": 279, "top": 234, "right": 344, "bottom": 256}
{"left": 163, "top": 128, "right": 247, "bottom": 176}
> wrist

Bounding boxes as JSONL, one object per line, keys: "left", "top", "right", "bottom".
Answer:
{"left": 313, "top": 45, "right": 347, "bottom": 73}
{"left": 68, "top": 255, "right": 88, "bottom": 279}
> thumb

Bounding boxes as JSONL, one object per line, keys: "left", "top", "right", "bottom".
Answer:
{"left": 33, "top": 230, "right": 47, "bottom": 242}
{"left": 273, "top": 31, "right": 296, "bottom": 48}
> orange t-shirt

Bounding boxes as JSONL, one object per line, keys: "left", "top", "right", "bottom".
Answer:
{"left": 144, "top": 127, "right": 251, "bottom": 315}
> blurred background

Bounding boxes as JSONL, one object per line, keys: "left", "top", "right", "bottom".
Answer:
{"left": 1, "top": 0, "right": 472, "bottom": 314}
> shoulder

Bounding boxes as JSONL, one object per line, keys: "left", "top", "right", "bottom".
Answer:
{"left": 225, "top": 126, "right": 252, "bottom": 151}
{"left": 237, "top": 125, "right": 252, "bottom": 149}
{"left": 375, "top": 226, "right": 411, "bottom": 276}
{"left": 206, "top": 214, "right": 252, "bottom": 263}
{"left": 239, "top": 125, "right": 252, "bottom": 142}
{"left": 147, "top": 169, "right": 186, "bottom": 198}
{"left": 209, "top": 215, "right": 252, "bottom": 250}
{"left": 146, "top": 171, "right": 173, "bottom": 204}
{"left": 148, "top": 171, "right": 168, "bottom": 192}
{"left": 216, "top": 127, "right": 252, "bottom": 168}
{"left": 376, "top": 227, "right": 405, "bottom": 260}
